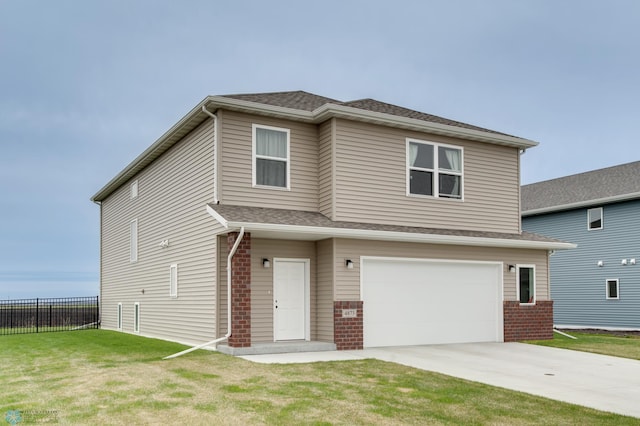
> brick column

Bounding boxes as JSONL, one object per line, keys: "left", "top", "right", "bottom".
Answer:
{"left": 503, "top": 300, "right": 553, "bottom": 341}
{"left": 334, "top": 301, "right": 363, "bottom": 350}
{"left": 227, "top": 232, "right": 251, "bottom": 348}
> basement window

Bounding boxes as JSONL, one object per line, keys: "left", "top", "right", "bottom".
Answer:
{"left": 517, "top": 265, "right": 535, "bottom": 304}
{"left": 606, "top": 279, "right": 619, "bottom": 300}
{"left": 134, "top": 302, "right": 140, "bottom": 333}
{"left": 117, "top": 303, "right": 122, "bottom": 330}
{"left": 169, "top": 264, "right": 178, "bottom": 298}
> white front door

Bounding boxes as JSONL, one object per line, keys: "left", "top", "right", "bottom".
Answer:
{"left": 274, "top": 259, "right": 309, "bottom": 341}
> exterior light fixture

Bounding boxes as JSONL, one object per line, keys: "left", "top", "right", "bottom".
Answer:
{"left": 631, "top": 259, "right": 637, "bottom": 265}
{"left": 622, "top": 259, "right": 628, "bottom": 266}
{"left": 508, "top": 265, "right": 515, "bottom": 273}
{"left": 597, "top": 260, "right": 604, "bottom": 267}
{"left": 345, "top": 259, "right": 354, "bottom": 269}
{"left": 262, "top": 258, "right": 270, "bottom": 268}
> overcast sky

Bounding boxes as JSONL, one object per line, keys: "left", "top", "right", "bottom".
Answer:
{"left": 1, "top": 0, "right": 639, "bottom": 299}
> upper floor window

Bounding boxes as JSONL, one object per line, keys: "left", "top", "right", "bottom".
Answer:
{"left": 253, "top": 124, "right": 290, "bottom": 189}
{"left": 169, "top": 264, "right": 178, "bottom": 298}
{"left": 130, "top": 180, "right": 139, "bottom": 200}
{"left": 407, "top": 139, "right": 463, "bottom": 199}
{"left": 130, "top": 219, "right": 138, "bottom": 263}
{"left": 588, "top": 207, "right": 603, "bottom": 230}
{"left": 517, "top": 265, "right": 535, "bottom": 304}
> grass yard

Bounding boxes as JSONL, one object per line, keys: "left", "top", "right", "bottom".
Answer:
{"left": 1, "top": 331, "right": 637, "bottom": 425}
{"left": 527, "top": 330, "right": 640, "bottom": 361}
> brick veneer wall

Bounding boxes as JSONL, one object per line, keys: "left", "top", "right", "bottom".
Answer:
{"left": 227, "top": 232, "right": 252, "bottom": 348}
{"left": 334, "top": 301, "right": 363, "bottom": 350}
{"left": 503, "top": 300, "right": 553, "bottom": 341}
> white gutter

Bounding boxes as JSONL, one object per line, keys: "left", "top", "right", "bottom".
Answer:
{"left": 211, "top": 220, "right": 575, "bottom": 251}
{"left": 163, "top": 227, "right": 245, "bottom": 360}
{"left": 522, "top": 191, "right": 640, "bottom": 217}
{"left": 201, "top": 105, "right": 220, "bottom": 204}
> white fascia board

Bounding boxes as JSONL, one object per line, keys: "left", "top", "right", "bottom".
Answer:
{"left": 522, "top": 192, "right": 640, "bottom": 217}
{"left": 312, "top": 104, "right": 538, "bottom": 149}
{"left": 225, "top": 220, "right": 575, "bottom": 250}
{"left": 206, "top": 204, "right": 228, "bottom": 228}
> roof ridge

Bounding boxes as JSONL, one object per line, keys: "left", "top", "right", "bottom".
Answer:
{"left": 524, "top": 159, "right": 640, "bottom": 188}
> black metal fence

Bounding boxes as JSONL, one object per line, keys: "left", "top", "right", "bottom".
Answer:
{"left": 0, "top": 296, "right": 99, "bottom": 335}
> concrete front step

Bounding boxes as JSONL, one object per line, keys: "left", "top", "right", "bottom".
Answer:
{"left": 217, "top": 341, "right": 337, "bottom": 356}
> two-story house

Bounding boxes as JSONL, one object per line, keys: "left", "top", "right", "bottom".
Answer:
{"left": 522, "top": 161, "right": 640, "bottom": 331}
{"left": 91, "top": 91, "right": 573, "bottom": 354}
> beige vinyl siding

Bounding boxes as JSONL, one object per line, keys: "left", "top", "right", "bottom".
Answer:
{"left": 333, "top": 119, "right": 521, "bottom": 233}
{"left": 216, "top": 234, "right": 229, "bottom": 337}
{"left": 219, "top": 110, "right": 319, "bottom": 211}
{"left": 333, "top": 238, "right": 549, "bottom": 302}
{"left": 318, "top": 119, "right": 334, "bottom": 218}
{"left": 101, "top": 119, "right": 218, "bottom": 346}
{"left": 316, "top": 238, "right": 335, "bottom": 342}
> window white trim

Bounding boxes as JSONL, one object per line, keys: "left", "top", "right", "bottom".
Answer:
{"left": 406, "top": 138, "right": 463, "bottom": 200}
{"left": 117, "top": 303, "right": 123, "bottom": 330}
{"left": 130, "top": 219, "right": 138, "bottom": 263}
{"left": 516, "top": 264, "right": 536, "bottom": 305}
{"left": 588, "top": 207, "right": 603, "bottom": 230}
{"left": 133, "top": 302, "right": 140, "bottom": 333}
{"left": 130, "top": 180, "right": 139, "bottom": 200}
{"left": 169, "top": 264, "right": 178, "bottom": 298}
{"left": 606, "top": 279, "right": 619, "bottom": 300}
{"left": 252, "top": 124, "right": 291, "bottom": 190}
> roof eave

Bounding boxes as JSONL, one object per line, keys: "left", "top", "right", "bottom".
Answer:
{"left": 212, "top": 221, "right": 574, "bottom": 251}
{"left": 522, "top": 191, "right": 640, "bottom": 217}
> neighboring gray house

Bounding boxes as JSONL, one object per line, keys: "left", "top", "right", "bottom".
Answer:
{"left": 522, "top": 161, "right": 640, "bottom": 330}
{"left": 91, "top": 91, "right": 572, "bottom": 354}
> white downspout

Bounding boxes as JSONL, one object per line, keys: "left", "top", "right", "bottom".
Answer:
{"left": 201, "top": 105, "right": 219, "bottom": 204}
{"left": 163, "top": 227, "right": 245, "bottom": 359}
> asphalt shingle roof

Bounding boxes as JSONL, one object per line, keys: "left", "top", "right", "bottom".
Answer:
{"left": 222, "top": 90, "right": 508, "bottom": 136}
{"left": 522, "top": 161, "right": 640, "bottom": 214}
{"left": 209, "top": 204, "right": 564, "bottom": 244}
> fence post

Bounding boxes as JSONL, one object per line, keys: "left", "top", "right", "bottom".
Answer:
{"left": 36, "top": 298, "right": 39, "bottom": 333}
{"left": 96, "top": 296, "right": 100, "bottom": 329}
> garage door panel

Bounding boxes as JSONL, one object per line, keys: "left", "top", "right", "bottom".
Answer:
{"left": 363, "top": 258, "right": 503, "bottom": 347}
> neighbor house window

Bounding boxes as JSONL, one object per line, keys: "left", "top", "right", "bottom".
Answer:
{"left": 407, "top": 139, "right": 463, "bottom": 198}
{"left": 169, "top": 264, "right": 178, "bottom": 298}
{"left": 117, "top": 303, "right": 122, "bottom": 330}
{"left": 606, "top": 279, "right": 619, "bottom": 300}
{"left": 130, "top": 180, "right": 139, "bottom": 199}
{"left": 130, "top": 219, "right": 138, "bottom": 263}
{"left": 134, "top": 302, "right": 140, "bottom": 333}
{"left": 253, "top": 124, "right": 290, "bottom": 189}
{"left": 588, "top": 207, "right": 603, "bottom": 230}
{"left": 517, "top": 265, "right": 535, "bottom": 304}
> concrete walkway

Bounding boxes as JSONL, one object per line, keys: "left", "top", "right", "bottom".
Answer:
{"left": 241, "top": 342, "right": 640, "bottom": 418}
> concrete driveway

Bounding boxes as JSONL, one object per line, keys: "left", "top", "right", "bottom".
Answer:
{"left": 242, "top": 342, "right": 640, "bottom": 418}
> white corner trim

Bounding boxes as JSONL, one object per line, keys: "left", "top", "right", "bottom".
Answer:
{"left": 206, "top": 205, "right": 228, "bottom": 228}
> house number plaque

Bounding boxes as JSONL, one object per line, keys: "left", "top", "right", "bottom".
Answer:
{"left": 342, "top": 309, "right": 357, "bottom": 318}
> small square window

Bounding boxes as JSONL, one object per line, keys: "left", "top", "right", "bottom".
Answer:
{"left": 588, "top": 208, "right": 603, "bottom": 230}
{"left": 606, "top": 279, "right": 619, "bottom": 300}
{"left": 517, "top": 265, "right": 535, "bottom": 304}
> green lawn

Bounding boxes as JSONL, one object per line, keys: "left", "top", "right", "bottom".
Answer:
{"left": 527, "top": 331, "right": 640, "bottom": 360}
{"left": 0, "top": 330, "right": 637, "bottom": 425}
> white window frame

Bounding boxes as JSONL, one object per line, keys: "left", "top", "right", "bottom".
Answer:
{"left": 252, "top": 124, "right": 291, "bottom": 190}
{"left": 406, "top": 138, "right": 464, "bottom": 200}
{"left": 516, "top": 264, "right": 536, "bottom": 305}
{"left": 130, "top": 219, "right": 138, "bottom": 263}
{"left": 588, "top": 207, "right": 603, "bottom": 230}
{"left": 130, "top": 180, "right": 139, "bottom": 200}
{"left": 606, "top": 279, "right": 619, "bottom": 300}
{"left": 117, "top": 303, "right": 122, "bottom": 330}
{"left": 133, "top": 302, "right": 140, "bottom": 333}
{"left": 169, "top": 264, "right": 178, "bottom": 298}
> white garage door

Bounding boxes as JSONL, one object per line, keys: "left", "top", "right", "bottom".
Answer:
{"left": 362, "top": 257, "right": 503, "bottom": 347}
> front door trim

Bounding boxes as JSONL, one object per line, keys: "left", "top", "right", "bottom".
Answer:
{"left": 273, "top": 258, "right": 310, "bottom": 341}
